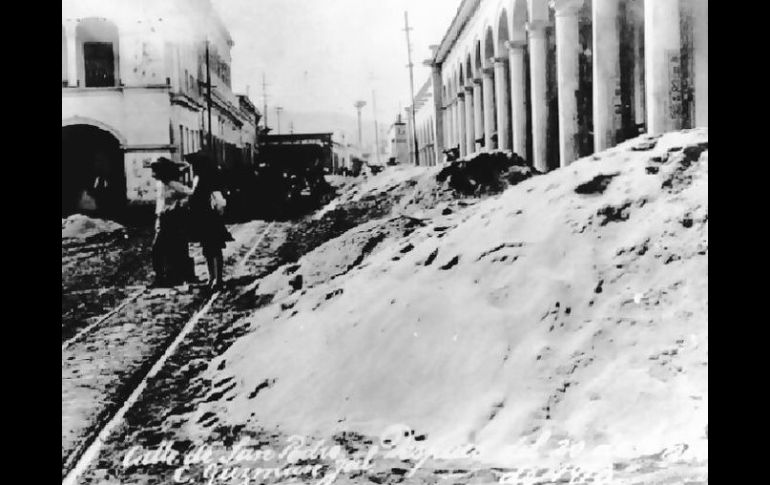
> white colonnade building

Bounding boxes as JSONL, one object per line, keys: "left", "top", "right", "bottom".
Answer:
{"left": 408, "top": 0, "right": 707, "bottom": 170}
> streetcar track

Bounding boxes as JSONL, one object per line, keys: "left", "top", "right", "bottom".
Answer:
{"left": 61, "top": 222, "right": 270, "bottom": 351}
{"left": 62, "top": 287, "right": 146, "bottom": 351}
{"left": 235, "top": 221, "right": 275, "bottom": 275}
{"left": 62, "top": 292, "right": 220, "bottom": 485}
{"left": 61, "top": 284, "right": 145, "bottom": 297}
{"left": 62, "top": 221, "right": 274, "bottom": 484}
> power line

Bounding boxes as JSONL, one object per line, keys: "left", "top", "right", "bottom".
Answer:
{"left": 372, "top": 90, "right": 381, "bottom": 165}
{"left": 275, "top": 106, "right": 283, "bottom": 134}
{"left": 403, "top": 11, "right": 420, "bottom": 165}
{"left": 262, "top": 73, "right": 270, "bottom": 130}
{"left": 354, "top": 101, "right": 366, "bottom": 147}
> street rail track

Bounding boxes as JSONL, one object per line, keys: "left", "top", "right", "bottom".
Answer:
{"left": 62, "top": 287, "right": 146, "bottom": 351}
{"left": 61, "top": 222, "right": 275, "bottom": 349}
{"left": 62, "top": 221, "right": 274, "bottom": 484}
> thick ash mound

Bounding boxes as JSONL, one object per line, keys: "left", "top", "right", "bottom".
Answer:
{"left": 188, "top": 130, "right": 707, "bottom": 482}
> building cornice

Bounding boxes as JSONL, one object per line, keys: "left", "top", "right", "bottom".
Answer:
{"left": 125, "top": 144, "right": 178, "bottom": 153}
{"left": 61, "top": 85, "right": 172, "bottom": 94}
{"left": 170, "top": 92, "right": 205, "bottom": 111}
{"left": 433, "top": 0, "right": 483, "bottom": 65}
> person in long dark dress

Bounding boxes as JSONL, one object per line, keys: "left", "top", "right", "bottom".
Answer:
{"left": 150, "top": 157, "right": 195, "bottom": 287}
{"left": 186, "top": 152, "right": 233, "bottom": 290}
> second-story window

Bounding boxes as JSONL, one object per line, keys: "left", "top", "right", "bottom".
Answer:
{"left": 84, "top": 42, "right": 115, "bottom": 87}
{"left": 77, "top": 18, "right": 119, "bottom": 88}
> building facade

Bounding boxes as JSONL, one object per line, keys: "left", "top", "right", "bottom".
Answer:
{"left": 62, "top": 0, "right": 260, "bottom": 215}
{"left": 387, "top": 115, "right": 410, "bottom": 165}
{"left": 408, "top": 0, "right": 707, "bottom": 169}
{"left": 406, "top": 79, "right": 439, "bottom": 166}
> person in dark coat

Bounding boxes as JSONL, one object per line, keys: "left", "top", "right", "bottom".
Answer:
{"left": 150, "top": 157, "right": 195, "bottom": 287}
{"left": 185, "top": 152, "right": 233, "bottom": 290}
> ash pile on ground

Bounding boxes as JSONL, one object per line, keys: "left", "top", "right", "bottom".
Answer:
{"left": 69, "top": 130, "right": 707, "bottom": 485}
{"left": 62, "top": 213, "right": 126, "bottom": 243}
{"left": 276, "top": 153, "right": 537, "bottom": 265}
{"left": 187, "top": 129, "right": 707, "bottom": 485}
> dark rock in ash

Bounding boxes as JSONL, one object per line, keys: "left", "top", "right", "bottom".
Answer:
{"left": 436, "top": 151, "right": 535, "bottom": 196}
{"left": 289, "top": 274, "right": 303, "bottom": 291}
{"left": 575, "top": 172, "right": 619, "bottom": 195}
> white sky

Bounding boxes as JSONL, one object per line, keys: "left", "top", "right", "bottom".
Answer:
{"left": 211, "top": 0, "right": 459, "bottom": 140}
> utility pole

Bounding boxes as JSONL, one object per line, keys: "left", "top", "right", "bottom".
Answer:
{"left": 372, "top": 90, "right": 381, "bottom": 165}
{"left": 262, "top": 73, "right": 269, "bottom": 131}
{"left": 206, "top": 39, "right": 214, "bottom": 156}
{"left": 289, "top": 121, "right": 295, "bottom": 134}
{"left": 403, "top": 11, "right": 420, "bottom": 165}
{"left": 354, "top": 100, "right": 366, "bottom": 147}
{"left": 275, "top": 106, "right": 283, "bottom": 134}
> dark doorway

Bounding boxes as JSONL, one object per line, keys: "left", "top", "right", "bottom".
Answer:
{"left": 83, "top": 42, "right": 115, "bottom": 87}
{"left": 62, "top": 125, "right": 126, "bottom": 217}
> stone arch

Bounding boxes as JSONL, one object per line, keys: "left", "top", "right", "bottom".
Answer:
{"left": 465, "top": 53, "right": 473, "bottom": 82}
{"left": 442, "top": 82, "right": 448, "bottom": 149}
{"left": 447, "top": 74, "right": 455, "bottom": 148}
{"left": 457, "top": 67, "right": 464, "bottom": 149}
{"left": 456, "top": 67, "right": 462, "bottom": 92}
{"left": 506, "top": 0, "right": 534, "bottom": 161}
{"left": 474, "top": 38, "right": 483, "bottom": 72}
{"left": 418, "top": 123, "right": 423, "bottom": 153}
{"left": 511, "top": 0, "right": 529, "bottom": 42}
{"left": 452, "top": 71, "right": 460, "bottom": 147}
{"left": 528, "top": 0, "right": 550, "bottom": 23}
{"left": 62, "top": 122, "right": 126, "bottom": 216}
{"left": 483, "top": 25, "right": 496, "bottom": 63}
{"left": 431, "top": 117, "right": 436, "bottom": 163}
{"left": 498, "top": 8, "right": 511, "bottom": 53}
{"left": 483, "top": 25, "right": 498, "bottom": 149}
{"left": 76, "top": 17, "right": 120, "bottom": 87}
{"left": 62, "top": 116, "right": 127, "bottom": 146}
{"left": 494, "top": 8, "right": 513, "bottom": 150}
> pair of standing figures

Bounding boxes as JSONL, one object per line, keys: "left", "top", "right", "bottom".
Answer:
{"left": 150, "top": 152, "right": 233, "bottom": 290}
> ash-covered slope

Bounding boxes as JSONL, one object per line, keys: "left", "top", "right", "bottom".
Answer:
{"left": 194, "top": 130, "right": 708, "bottom": 474}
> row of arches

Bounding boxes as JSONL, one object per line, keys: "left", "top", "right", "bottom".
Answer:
{"left": 435, "top": 0, "right": 707, "bottom": 171}
{"left": 414, "top": 117, "right": 437, "bottom": 166}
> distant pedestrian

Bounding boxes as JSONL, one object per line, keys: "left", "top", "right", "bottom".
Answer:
{"left": 150, "top": 157, "right": 195, "bottom": 287}
{"left": 186, "top": 152, "right": 233, "bottom": 291}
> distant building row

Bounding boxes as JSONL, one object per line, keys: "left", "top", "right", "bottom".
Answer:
{"left": 61, "top": 0, "right": 260, "bottom": 215}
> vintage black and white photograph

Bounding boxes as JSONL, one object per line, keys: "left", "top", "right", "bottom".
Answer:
{"left": 61, "top": 0, "right": 708, "bottom": 483}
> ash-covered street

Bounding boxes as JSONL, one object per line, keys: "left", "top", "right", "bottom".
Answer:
{"left": 62, "top": 133, "right": 708, "bottom": 485}
{"left": 62, "top": 219, "right": 284, "bottom": 474}
{"left": 63, "top": 0, "right": 707, "bottom": 483}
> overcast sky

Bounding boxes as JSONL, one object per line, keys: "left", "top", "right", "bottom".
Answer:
{"left": 211, "top": 0, "right": 459, "bottom": 141}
